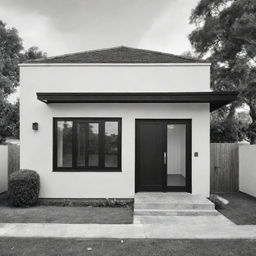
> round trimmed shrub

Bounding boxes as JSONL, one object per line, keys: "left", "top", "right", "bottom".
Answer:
{"left": 9, "top": 169, "right": 40, "bottom": 207}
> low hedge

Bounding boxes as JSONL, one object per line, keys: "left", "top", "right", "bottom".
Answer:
{"left": 9, "top": 169, "right": 40, "bottom": 207}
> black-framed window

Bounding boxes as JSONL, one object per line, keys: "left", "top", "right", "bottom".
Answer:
{"left": 53, "top": 118, "right": 121, "bottom": 172}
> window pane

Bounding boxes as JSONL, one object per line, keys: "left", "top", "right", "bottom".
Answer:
{"left": 105, "top": 121, "right": 119, "bottom": 167}
{"left": 76, "top": 123, "right": 86, "bottom": 167}
{"left": 167, "top": 124, "right": 186, "bottom": 187}
{"left": 88, "top": 123, "right": 99, "bottom": 167}
{"left": 57, "top": 121, "right": 73, "bottom": 167}
{"left": 55, "top": 119, "right": 121, "bottom": 171}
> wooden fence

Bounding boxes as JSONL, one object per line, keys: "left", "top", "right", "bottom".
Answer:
{"left": 0, "top": 144, "right": 20, "bottom": 193}
{"left": 8, "top": 144, "right": 20, "bottom": 177}
{"left": 210, "top": 143, "right": 239, "bottom": 193}
{"left": 0, "top": 145, "right": 8, "bottom": 193}
{"left": 1, "top": 142, "right": 242, "bottom": 194}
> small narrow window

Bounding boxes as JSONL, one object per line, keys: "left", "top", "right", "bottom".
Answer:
{"left": 54, "top": 118, "right": 121, "bottom": 172}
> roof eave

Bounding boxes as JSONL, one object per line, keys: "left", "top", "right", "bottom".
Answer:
{"left": 36, "top": 91, "right": 238, "bottom": 112}
{"left": 19, "top": 62, "right": 211, "bottom": 67}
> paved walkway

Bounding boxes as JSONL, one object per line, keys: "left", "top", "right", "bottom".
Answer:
{"left": 1, "top": 193, "right": 256, "bottom": 239}
{"left": 1, "top": 215, "right": 256, "bottom": 239}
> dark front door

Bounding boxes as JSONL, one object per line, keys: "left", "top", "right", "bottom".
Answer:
{"left": 135, "top": 121, "right": 164, "bottom": 191}
{"left": 135, "top": 119, "right": 191, "bottom": 192}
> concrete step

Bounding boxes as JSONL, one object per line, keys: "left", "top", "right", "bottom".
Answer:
{"left": 134, "top": 202, "right": 215, "bottom": 210}
{"left": 135, "top": 193, "right": 214, "bottom": 204}
{"left": 134, "top": 209, "right": 219, "bottom": 216}
{"left": 133, "top": 215, "right": 224, "bottom": 224}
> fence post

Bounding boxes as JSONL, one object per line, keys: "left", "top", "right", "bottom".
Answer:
{"left": 0, "top": 145, "right": 8, "bottom": 193}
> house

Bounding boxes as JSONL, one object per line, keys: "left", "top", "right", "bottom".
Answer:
{"left": 19, "top": 46, "right": 237, "bottom": 199}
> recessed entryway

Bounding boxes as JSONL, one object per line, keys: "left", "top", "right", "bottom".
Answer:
{"left": 135, "top": 119, "right": 192, "bottom": 192}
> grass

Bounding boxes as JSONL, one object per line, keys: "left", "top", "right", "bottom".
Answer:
{"left": 0, "top": 192, "right": 133, "bottom": 224}
{"left": 1, "top": 238, "right": 256, "bottom": 256}
{"left": 0, "top": 205, "right": 133, "bottom": 224}
{"left": 216, "top": 192, "right": 256, "bottom": 225}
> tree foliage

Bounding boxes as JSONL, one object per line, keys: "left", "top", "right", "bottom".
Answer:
{"left": 210, "top": 107, "right": 249, "bottom": 142}
{"left": 0, "top": 20, "right": 22, "bottom": 98}
{"left": 189, "top": 0, "right": 256, "bottom": 144}
{"left": 22, "top": 46, "right": 47, "bottom": 62}
{"left": 0, "top": 100, "right": 19, "bottom": 143}
{"left": 0, "top": 20, "right": 46, "bottom": 143}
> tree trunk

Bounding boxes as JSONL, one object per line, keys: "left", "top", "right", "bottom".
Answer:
{"left": 227, "top": 103, "right": 237, "bottom": 120}
{"left": 249, "top": 105, "right": 256, "bottom": 121}
{"left": 251, "top": 136, "right": 256, "bottom": 145}
{"left": 249, "top": 104, "right": 256, "bottom": 145}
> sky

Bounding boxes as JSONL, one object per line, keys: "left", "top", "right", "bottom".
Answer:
{"left": 0, "top": 0, "right": 199, "bottom": 56}
{"left": 1, "top": 0, "right": 200, "bottom": 102}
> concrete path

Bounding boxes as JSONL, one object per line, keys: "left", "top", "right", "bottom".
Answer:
{"left": 1, "top": 215, "right": 256, "bottom": 239}
{"left": 1, "top": 193, "right": 256, "bottom": 239}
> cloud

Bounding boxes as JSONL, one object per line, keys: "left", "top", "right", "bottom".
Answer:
{"left": 138, "top": 0, "right": 197, "bottom": 54}
{"left": 0, "top": 0, "right": 198, "bottom": 56}
{"left": 0, "top": 4, "right": 69, "bottom": 55}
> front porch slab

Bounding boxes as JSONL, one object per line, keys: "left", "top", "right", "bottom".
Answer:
{"left": 134, "top": 193, "right": 217, "bottom": 223}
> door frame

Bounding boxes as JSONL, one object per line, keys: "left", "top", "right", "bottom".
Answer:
{"left": 135, "top": 119, "right": 192, "bottom": 193}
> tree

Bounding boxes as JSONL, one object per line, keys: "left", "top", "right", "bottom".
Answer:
{"left": 0, "top": 20, "right": 22, "bottom": 143}
{"left": 23, "top": 46, "right": 47, "bottom": 61}
{"left": 0, "top": 20, "right": 46, "bottom": 143}
{"left": 210, "top": 107, "right": 249, "bottom": 143}
{"left": 0, "top": 100, "right": 19, "bottom": 143}
{"left": 0, "top": 20, "right": 23, "bottom": 98}
{"left": 189, "top": 0, "right": 256, "bottom": 144}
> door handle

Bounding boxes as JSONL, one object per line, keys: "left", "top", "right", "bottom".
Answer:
{"left": 164, "top": 152, "right": 167, "bottom": 165}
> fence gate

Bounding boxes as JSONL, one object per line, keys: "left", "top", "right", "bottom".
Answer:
{"left": 210, "top": 143, "right": 239, "bottom": 193}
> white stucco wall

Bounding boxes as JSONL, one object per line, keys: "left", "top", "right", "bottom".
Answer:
{"left": 20, "top": 64, "right": 211, "bottom": 198}
{"left": 239, "top": 145, "right": 256, "bottom": 197}
{"left": 20, "top": 64, "right": 210, "bottom": 93}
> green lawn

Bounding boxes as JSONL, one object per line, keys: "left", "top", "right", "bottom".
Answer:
{"left": 1, "top": 238, "right": 256, "bottom": 256}
{"left": 0, "top": 205, "right": 133, "bottom": 224}
{"left": 217, "top": 192, "right": 256, "bottom": 225}
{"left": 0, "top": 192, "right": 133, "bottom": 224}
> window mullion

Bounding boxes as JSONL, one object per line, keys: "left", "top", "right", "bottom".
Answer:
{"left": 85, "top": 122, "right": 89, "bottom": 168}
{"left": 118, "top": 120, "right": 121, "bottom": 169}
{"left": 99, "top": 120, "right": 105, "bottom": 169}
{"left": 72, "top": 120, "right": 77, "bottom": 168}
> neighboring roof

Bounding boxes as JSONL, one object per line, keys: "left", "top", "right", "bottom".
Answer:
{"left": 27, "top": 46, "right": 206, "bottom": 64}
{"left": 37, "top": 91, "right": 238, "bottom": 112}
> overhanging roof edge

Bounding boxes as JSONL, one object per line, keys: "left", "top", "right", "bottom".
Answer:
{"left": 36, "top": 92, "right": 238, "bottom": 112}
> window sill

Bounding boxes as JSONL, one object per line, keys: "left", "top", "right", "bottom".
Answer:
{"left": 52, "top": 168, "right": 122, "bottom": 172}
